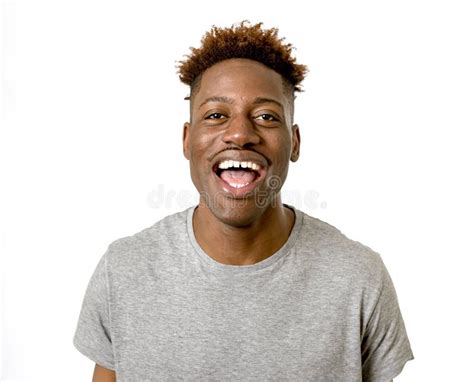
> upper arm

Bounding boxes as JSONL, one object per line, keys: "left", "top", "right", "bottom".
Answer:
{"left": 74, "top": 253, "right": 116, "bottom": 370}
{"left": 93, "top": 364, "right": 116, "bottom": 382}
{"left": 361, "top": 260, "right": 414, "bottom": 381}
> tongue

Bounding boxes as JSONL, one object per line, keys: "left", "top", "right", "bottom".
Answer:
{"left": 220, "top": 169, "right": 256, "bottom": 186}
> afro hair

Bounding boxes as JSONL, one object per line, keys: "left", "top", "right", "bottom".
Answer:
{"left": 177, "top": 21, "right": 308, "bottom": 96}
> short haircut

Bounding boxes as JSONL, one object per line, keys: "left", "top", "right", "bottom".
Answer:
{"left": 177, "top": 21, "right": 308, "bottom": 100}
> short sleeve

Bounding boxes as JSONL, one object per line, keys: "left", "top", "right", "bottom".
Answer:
{"left": 73, "top": 252, "right": 115, "bottom": 370}
{"left": 361, "top": 261, "right": 414, "bottom": 381}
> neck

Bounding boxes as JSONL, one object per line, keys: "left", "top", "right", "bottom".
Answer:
{"left": 192, "top": 199, "right": 295, "bottom": 266}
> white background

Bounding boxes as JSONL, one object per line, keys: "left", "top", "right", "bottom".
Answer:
{"left": 1, "top": 0, "right": 473, "bottom": 381}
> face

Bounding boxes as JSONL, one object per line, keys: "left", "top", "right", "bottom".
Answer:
{"left": 183, "top": 58, "right": 300, "bottom": 227}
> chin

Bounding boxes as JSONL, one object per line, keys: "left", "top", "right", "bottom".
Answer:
{"left": 213, "top": 210, "right": 259, "bottom": 228}
{"left": 207, "top": 195, "right": 275, "bottom": 228}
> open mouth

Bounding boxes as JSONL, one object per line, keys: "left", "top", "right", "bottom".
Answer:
{"left": 213, "top": 159, "right": 264, "bottom": 191}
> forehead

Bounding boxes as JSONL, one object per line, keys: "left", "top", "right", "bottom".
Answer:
{"left": 194, "top": 59, "right": 288, "bottom": 104}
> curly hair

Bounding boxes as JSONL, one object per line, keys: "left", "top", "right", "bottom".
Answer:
{"left": 177, "top": 21, "right": 308, "bottom": 98}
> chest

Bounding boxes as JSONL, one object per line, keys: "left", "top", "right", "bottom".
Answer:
{"left": 109, "top": 270, "right": 364, "bottom": 381}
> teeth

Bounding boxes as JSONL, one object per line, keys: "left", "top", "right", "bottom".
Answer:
{"left": 217, "top": 160, "right": 230, "bottom": 169}
{"left": 217, "top": 160, "right": 261, "bottom": 170}
{"left": 229, "top": 182, "right": 250, "bottom": 188}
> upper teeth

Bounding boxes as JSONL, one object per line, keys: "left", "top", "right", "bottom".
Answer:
{"left": 218, "top": 160, "right": 261, "bottom": 171}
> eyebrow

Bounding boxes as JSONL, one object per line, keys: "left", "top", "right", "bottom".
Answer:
{"left": 199, "top": 96, "right": 284, "bottom": 109}
{"left": 253, "top": 97, "right": 284, "bottom": 109}
{"left": 199, "top": 96, "right": 234, "bottom": 108}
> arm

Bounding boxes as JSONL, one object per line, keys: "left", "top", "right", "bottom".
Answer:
{"left": 74, "top": 253, "right": 117, "bottom": 380}
{"left": 92, "top": 364, "right": 116, "bottom": 382}
{"left": 361, "top": 259, "right": 413, "bottom": 381}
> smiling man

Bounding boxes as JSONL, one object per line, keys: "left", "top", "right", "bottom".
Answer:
{"left": 74, "top": 22, "right": 413, "bottom": 381}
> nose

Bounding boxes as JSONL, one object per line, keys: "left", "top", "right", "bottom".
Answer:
{"left": 222, "top": 114, "right": 260, "bottom": 147}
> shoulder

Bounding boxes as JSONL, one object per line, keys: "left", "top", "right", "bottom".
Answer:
{"left": 296, "top": 210, "right": 386, "bottom": 287}
{"left": 103, "top": 208, "right": 191, "bottom": 272}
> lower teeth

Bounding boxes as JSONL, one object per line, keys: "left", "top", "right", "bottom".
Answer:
{"left": 229, "top": 182, "right": 250, "bottom": 189}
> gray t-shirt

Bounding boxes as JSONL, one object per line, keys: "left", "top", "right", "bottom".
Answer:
{"left": 74, "top": 205, "right": 413, "bottom": 381}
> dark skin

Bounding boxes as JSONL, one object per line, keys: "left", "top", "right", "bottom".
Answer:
{"left": 183, "top": 58, "right": 300, "bottom": 265}
{"left": 92, "top": 364, "right": 115, "bottom": 381}
{"left": 91, "top": 58, "right": 300, "bottom": 379}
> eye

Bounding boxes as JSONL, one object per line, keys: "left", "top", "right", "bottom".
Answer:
{"left": 254, "top": 114, "right": 279, "bottom": 122}
{"left": 205, "top": 112, "right": 226, "bottom": 120}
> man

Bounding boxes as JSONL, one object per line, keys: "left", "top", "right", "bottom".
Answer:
{"left": 74, "top": 22, "right": 413, "bottom": 381}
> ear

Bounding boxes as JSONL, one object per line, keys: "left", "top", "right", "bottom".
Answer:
{"left": 182, "top": 122, "right": 191, "bottom": 160}
{"left": 290, "top": 124, "right": 300, "bottom": 162}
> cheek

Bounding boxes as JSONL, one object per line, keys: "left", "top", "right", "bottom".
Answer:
{"left": 188, "top": 131, "right": 211, "bottom": 157}
{"left": 272, "top": 135, "right": 293, "bottom": 162}
{"left": 188, "top": 130, "right": 219, "bottom": 170}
